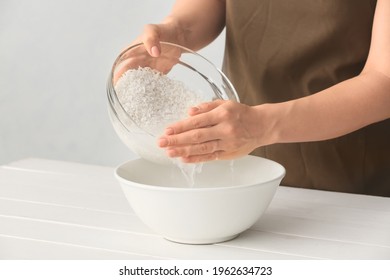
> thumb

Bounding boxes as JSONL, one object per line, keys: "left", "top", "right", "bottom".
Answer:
{"left": 142, "top": 24, "right": 161, "bottom": 57}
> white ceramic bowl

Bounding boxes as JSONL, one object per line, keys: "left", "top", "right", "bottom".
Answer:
{"left": 115, "top": 155, "right": 285, "bottom": 244}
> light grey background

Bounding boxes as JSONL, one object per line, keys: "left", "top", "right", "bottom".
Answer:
{"left": 0, "top": 0, "right": 225, "bottom": 166}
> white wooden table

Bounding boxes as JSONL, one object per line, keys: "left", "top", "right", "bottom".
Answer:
{"left": 1, "top": 158, "right": 389, "bottom": 260}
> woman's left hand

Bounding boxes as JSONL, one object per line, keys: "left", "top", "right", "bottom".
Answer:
{"left": 158, "top": 100, "right": 270, "bottom": 163}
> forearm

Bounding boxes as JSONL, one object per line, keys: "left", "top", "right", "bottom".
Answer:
{"left": 162, "top": 0, "right": 226, "bottom": 50}
{"left": 264, "top": 71, "right": 390, "bottom": 144}
{"left": 156, "top": 0, "right": 390, "bottom": 163}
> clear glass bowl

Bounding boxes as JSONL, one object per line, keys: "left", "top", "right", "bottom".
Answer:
{"left": 107, "top": 42, "right": 239, "bottom": 164}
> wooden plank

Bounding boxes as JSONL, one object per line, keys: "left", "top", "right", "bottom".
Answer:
{"left": 0, "top": 216, "right": 307, "bottom": 260}
{"left": 0, "top": 235, "right": 157, "bottom": 260}
{"left": 256, "top": 189, "right": 390, "bottom": 248}
{"left": 0, "top": 168, "right": 120, "bottom": 196}
{"left": 0, "top": 198, "right": 144, "bottom": 233}
{"left": 254, "top": 213, "right": 390, "bottom": 248}
{"left": 275, "top": 187, "right": 390, "bottom": 211}
{"left": 3, "top": 158, "right": 117, "bottom": 178}
{"left": 0, "top": 180, "right": 132, "bottom": 214}
{"left": 2, "top": 199, "right": 389, "bottom": 259}
{"left": 224, "top": 230, "right": 390, "bottom": 260}
{"left": 2, "top": 158, "right": 389, "bottom": 259}
{"left": 267, "top": 198, "right": 390, "bottom": 230}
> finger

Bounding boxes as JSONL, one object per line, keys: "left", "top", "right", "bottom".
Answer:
{"left": 188, "top": 100, "right": 225, "bottom": 116}
{"left": 165, "top": 139, "right": 222, "bottom": 158}
{"left": 158, "top": 126, "right": 220, "bottom": 148}
{"left": 113, "top": 44, "right": 151, "bottom": 83}
{"left": 142, "top": 24, "right": 161, "bottom": 57}
{"left": 163, "top": 115, "right": 214, "bottom": 137}
{"left": 181, "top": 150, "right": 245, "bottom": 163}
{"left": 181, "top": 151, "right": 223, "bottom": 163}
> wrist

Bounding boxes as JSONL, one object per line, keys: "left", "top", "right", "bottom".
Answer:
{"left": 252, "top": 103, "right": 288, "bottom": 147}
{"left": 161, "top": 16, "right": 189, "bottom": 48}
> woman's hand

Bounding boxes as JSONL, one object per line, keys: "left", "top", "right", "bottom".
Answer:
{"left": 158, "top": 100, "right": 275, "bottom": 163}
{"left": 138, "top": 21, "right": 185, "bottom": 58}
{"left": 113, "top": 21, "right": 184, "bottom": 83}
{"left": 114, "top": 0, "right": 226, "bottom": 83}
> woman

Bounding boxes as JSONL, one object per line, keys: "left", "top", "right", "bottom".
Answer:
{"left": 136, "top": 0, "right": 390, "bottom": 196}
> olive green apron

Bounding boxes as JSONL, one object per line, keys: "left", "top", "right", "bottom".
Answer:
{"left": 223, "top": 0, "right": 390, "bottom": 196}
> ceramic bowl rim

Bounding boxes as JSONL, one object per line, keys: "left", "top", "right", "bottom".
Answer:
{"left": 115, "top": 157, "right": 286, "bottom": 192}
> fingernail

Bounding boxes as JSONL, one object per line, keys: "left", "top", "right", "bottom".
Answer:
{"left": 181, "top": 157, "right": 191, "bottom": 163}
{"left": 166, "top": 148, "right": 176, "bottom": 157}
{"left": 151, "top": 46, "right": 160, "bottom": 57}
{"left": 190, "top": 106, "right": 200, "bottom": 113}
{"left": 165, "top": 127, "right": 174, "bottom": 135}
{"left": 158, "top": 138, "right": 168, "bottom": 147}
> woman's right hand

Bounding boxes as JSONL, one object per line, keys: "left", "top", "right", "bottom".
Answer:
{"left": 113, "top": 20, "right": 184, "bottom": 83}
{"left": 114, "top": 0, "right": 226, "bottom": 82}
{"left": 138, "top": 19, "right": 185, "bottom": 58}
